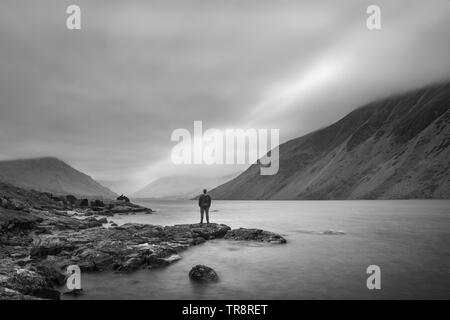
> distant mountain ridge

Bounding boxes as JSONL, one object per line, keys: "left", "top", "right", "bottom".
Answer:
{"left": 0, "top": 157, "right": 117, "bottom": 199}
{"left": 132, "top": 173, "right": 238, "bottom": 200}
{"left": 209, "top": 82, "right": 450, "bottom": 199}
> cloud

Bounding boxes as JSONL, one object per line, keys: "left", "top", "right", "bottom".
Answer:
{"left": 0, "top": 0, "right": 449, "bottom": 193}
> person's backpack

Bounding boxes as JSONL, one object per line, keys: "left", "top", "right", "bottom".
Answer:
{"left": 200, "top": 194, "right": 210, "bottom": 207}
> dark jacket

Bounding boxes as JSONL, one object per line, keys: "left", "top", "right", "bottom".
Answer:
{"left": 198, "top": 194, "right": 211, "bottom": 208}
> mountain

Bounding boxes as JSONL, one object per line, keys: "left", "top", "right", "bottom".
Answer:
{"left": 210, "top": 82, "right": 450, "bottom": 200}
{"left": 0, "top": 157, "right": 117, "bottom": 199}
{"left": 132, "top": 173, "right": 238, "bottom": 199}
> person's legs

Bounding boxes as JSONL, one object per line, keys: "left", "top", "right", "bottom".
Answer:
{"left": 200, "top": 207, "right": 204, "bottom": 224}
{"left": 205, "top": 207, "right": 210, "bottom": 224}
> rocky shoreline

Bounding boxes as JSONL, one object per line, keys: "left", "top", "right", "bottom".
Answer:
{"left": 0, "top": 182, "right": 286, "bottom": 300}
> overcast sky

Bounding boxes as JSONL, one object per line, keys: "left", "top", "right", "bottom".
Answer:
{"left": 0, "top": 0, "right": 449, "bottom": 193}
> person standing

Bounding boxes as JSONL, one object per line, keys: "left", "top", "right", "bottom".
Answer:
{"left": 198, "top": 189, "right": 211, "bottom": 224}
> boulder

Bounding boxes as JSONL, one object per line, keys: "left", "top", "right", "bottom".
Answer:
{"left": 116, "top": 195, "right": 130, "bottom": 203}
{"left": 78, "top": 199, "right": 89, "bottom": 207}
{"left": 189, "top": 265, "right": 219, "bottom": 282}
{"left": 65, "top": 195, "right": 77, "bottom": 205}
{"left": 34, "top": 262, "right": 66, "bottom": 287}
{"left": 0, "top": 197, "right": 8, "bottom": 208}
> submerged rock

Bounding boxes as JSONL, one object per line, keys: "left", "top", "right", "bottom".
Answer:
{"left": 189, "top": 265, "right": 219, "bottom": 282}
{"left": 321, "top": 230, "right": 346, "bottom": 235}
{"left": 224, "top": 228, "right": 287, "bottom": 244}
{"left": 63, "top": 288, "right": 83, "bottom": 296}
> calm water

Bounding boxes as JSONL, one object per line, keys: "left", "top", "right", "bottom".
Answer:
{"left": 62, "top": 200, "right": 450, "bottom": 300}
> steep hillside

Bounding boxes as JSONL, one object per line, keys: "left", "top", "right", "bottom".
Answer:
{"left": 0, "top": 157, "right": 117, "bottom": 199}
{"left": 210, "top": 82, "right": 450, "bottom": 199}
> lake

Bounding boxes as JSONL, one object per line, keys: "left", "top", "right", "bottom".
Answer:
{"left": 61, "top": 200, "right": 450, "bottom": 299}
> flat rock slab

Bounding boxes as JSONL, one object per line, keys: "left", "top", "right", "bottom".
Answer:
{"left": 28, "top": 223, "right": 232, "bottom": 274}
{"left": 1, "top": 205, "right": 286, "bottom": 300}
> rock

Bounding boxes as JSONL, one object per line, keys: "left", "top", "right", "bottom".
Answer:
{"left": 111, "top": 205, "right": 132, "bottom": 214}
{"left": 117, "top": 252, "right": 147, "bottom": 272}
{"left": 65, "top": 195, "right": 77, "bottom": 205}
{"left": 0, "top": 207, "right": 43, "bottom": 233}
{"left": 0, "top": 197, "right": 8, "bottom": 208}
{"left": 116, "top": 195, "right": 130, "bottom": 203}
{"left": 0, "top": 261, "right": 61, "bottom": 300}
{"left": 321, "top": 230, "right": 346, "bottom": 235}
{"left": 96, "top": 217, "right": 108, "bottom": 224}
{"left": 63, "top": 288, "right": 83, "bottom": 296}
{"left": 34, "top": 262, "right": 66, "bottom": 286}
{"left": 78, "top": 199, "right": 89, "bottom": 207}
{"left": 96, "top": 211, "right": 114, "bottom": 217}
{"left": 53, "top": 210, "right": 68, "bottom": 216}
{"left": 224, "top": 228, "right": 287, "bottom": 244}
{"left": 36, "top": 212, "right": 103, "bottom": 231}
{"left": 75, "top": 249, "right": 114, "bottom": 272}
{"left": 30, "top": 238, "right": 75, "bottom": 259}
{"left": 0, "top": 286, "right": 41, "bottom": 300}
{"left": 164, "top": 223, "right": 231, "bottom": 241}
{"left": 5, "top": 198, "right": 30, "bottom": 211}
{"left": 91, "top": 200, "right": 104, "bottom": 208}
{"left": 51, "top": 196, "right": 65, "bottom": 203}
{"left": 194, "top": 237, "right": 206, "bottom": 245}
{"left": 189, "top": 265, "right": 219, "bottom": 282}
{"left": 162, "top": 254, "right": 181, "bottom": 264}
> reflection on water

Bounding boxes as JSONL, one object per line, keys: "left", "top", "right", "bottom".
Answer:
{"left": 62, "top": 200, "right": 450, "bottom": 299}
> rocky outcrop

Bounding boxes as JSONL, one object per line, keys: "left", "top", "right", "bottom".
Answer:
{"left": 224, "top": 228, "right": 287, "bottom": 244}
{"left": 189, "top": 265, "right": 219, "bottom": 282}
{"left": 0, "top": 183, "right": 285, "bottom": 300}
{"left": 0, "top": 181, "right": 153, "bottom": 217}
{"left": 28, "top": 223, "right": 231, "bottom": 273}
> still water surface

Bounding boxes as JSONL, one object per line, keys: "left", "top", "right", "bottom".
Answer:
{"left": 62, "top": 200, "right": 450, "bottom": 299}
